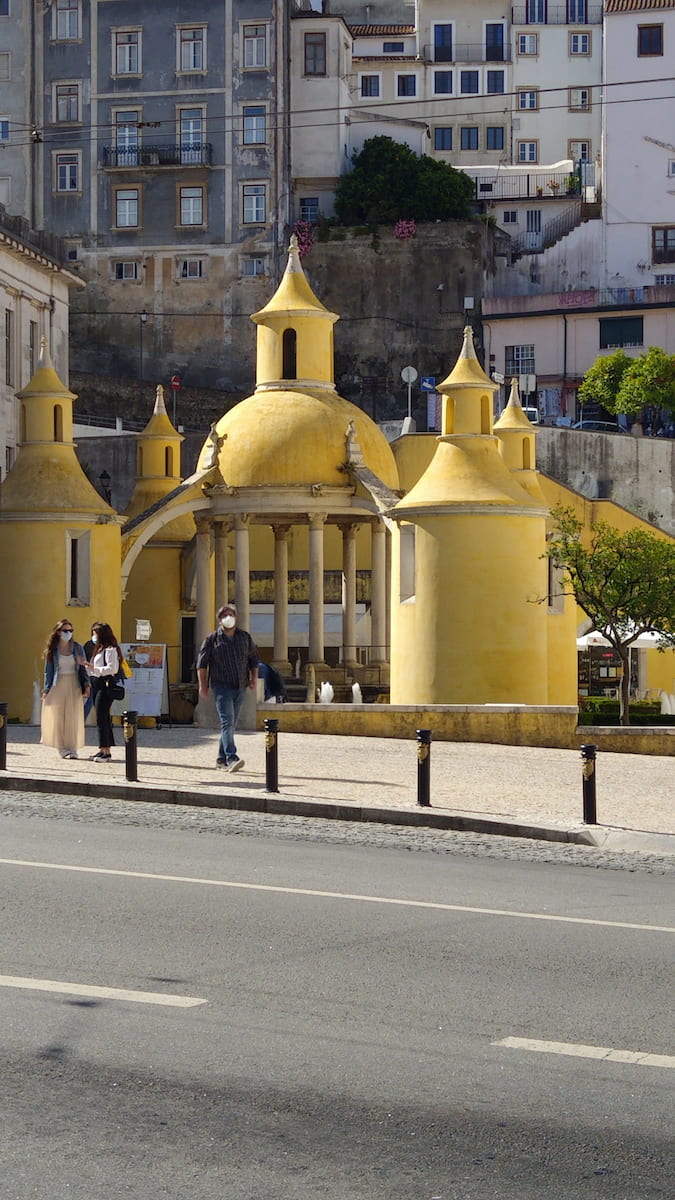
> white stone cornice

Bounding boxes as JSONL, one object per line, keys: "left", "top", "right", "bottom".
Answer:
{"left": 391, "top": 503, "right": 549, "bottom": 521}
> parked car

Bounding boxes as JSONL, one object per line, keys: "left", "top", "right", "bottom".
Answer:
{"left": 572, "top": 420, "right": 626, "bottom": 433}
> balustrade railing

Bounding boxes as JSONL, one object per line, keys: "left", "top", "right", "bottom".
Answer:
{"left": 101, "top": 143, "right": 213, "bottom": 168}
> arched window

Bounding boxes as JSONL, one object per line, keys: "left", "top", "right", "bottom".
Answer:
{"left": 282, "top": 328, "right": 297, "bottom": 379}
{"left": 53, "top": 404, "right": 63, "bottom": 441}
{"left": 522, "top": 437, "right": 532, "bottom": 470}
{"left": 480, "top": 394, "right": 491, "bottom": 434}
{"left": 165, "top": 445, "right": 174, "bottom": 476}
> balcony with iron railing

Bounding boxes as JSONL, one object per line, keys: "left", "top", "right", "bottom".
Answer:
{"left": 0, "top": 202, "right": 67, "bottom": 265}
{"left": 474, "top": 170, "right": 581, "bottom": 201}
{"left": 421, "top": 43, "right": 512, "bottom": 64}
{"left": 511, "top": 5, "right": 602, "bottom": 25}
{"left": 101, "top": 143, "right": 213, "bottom": 168}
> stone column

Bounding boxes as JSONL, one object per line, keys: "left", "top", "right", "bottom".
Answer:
{"left": 385, "top": 526, "right": 391, "bottom": 662}
{"left": 308, "top": 512, "right": 326, "bottom": 666}
{"left": 272, "top": 523, "right": 291, "bottom": 673}
{"left": 194, "top": 517, "right": 213, "bottom": 650}
{"left": 341, "top": 522, "right": 360, "bottom": 668}
{"left": 214, "top": 519, "right": 231, "bottom": 611}
{"left": 370, "top": 519, "right": 387, "bottom": 663}
{"left": 233, "top": 514, "right": 251, "bottom": 632}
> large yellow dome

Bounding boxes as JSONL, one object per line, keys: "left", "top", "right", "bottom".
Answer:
{"left": 197, "top": 387, "right": 399, "bottom": 491}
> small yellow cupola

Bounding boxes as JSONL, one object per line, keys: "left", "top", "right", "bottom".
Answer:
{"left": 125, "top": 385, "right": 184, "bottom": 519}
{"left": 2, "top": 338, "right": 112, "bottom": 516}
{"left": 437, "top": 324, "right": 497, "bottom": 437}
{"left": 251, "top": 233, "right": 339, "bottom": 390}
{"left": 196, "top": 237, "right": 398, "bottom": 490}
{"left": 494, "top": 377, "right": 547, "bottom": 505}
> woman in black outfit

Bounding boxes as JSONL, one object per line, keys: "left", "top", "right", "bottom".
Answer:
{"left": 86, "top": 621, "right": 122, "bottom": 762}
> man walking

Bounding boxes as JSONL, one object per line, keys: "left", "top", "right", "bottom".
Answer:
{"left": 196, "top": 603, "right": 258, "bottom": 771}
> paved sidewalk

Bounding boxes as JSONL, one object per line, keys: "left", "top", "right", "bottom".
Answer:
{"left": 0, "top": 723, "right": 673, "bottom": 854}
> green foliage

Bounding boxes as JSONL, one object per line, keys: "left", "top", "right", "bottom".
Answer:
{"left": 333, "top": 136, "right": 474, "bottom": 226}
{"left": 617, "top": 345, "right": 675, "bottom": 418}
{"left": 577, "top": 697, "right": 672, "bottom": 725}
{"left": 578, "top": 345, "right": 675, "bottom": 417}
{"left": 548, "top": 506, "right": 675, "bottom": 724}
{"left": 577, "top": 349, "right": 631, "bottom": 412}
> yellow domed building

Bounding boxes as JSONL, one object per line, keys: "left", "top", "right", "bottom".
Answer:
{"left": 2, "top": 241, "right": 672, "bottom": 741}
{"left": 119, "top": 235, "right": 400, "bottom": 699}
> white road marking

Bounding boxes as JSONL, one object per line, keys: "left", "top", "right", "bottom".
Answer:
{"left": 0, "top": 974, "right": 206, "bottom": 1007}
{"left": 0, "top": 857, "right": 673, "bottom": 934}
{"left": 493, "top": 1036, "right": 675, "bottom": 1069}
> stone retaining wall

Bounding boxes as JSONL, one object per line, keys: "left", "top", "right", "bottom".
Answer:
{"left": 256, "top": 704, "right": 674, "bottom": 755}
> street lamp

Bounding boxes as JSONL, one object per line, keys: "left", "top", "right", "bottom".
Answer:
{"left": 139, "top": 309, "right": 148, "bottom": 380}
{"left": 98, "top": 469, "right": 111, "bottom": 503}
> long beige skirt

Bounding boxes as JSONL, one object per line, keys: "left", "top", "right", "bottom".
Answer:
{"left": 41, "top": 671, "right": 85, "bottom": 753}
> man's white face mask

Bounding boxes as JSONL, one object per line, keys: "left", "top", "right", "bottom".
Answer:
{"left": 221, "top": 615, "right": 236, "bottom": 629}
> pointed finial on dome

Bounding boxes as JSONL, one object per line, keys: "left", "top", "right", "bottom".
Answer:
{"left": 284, "top": 233, "right": 306, "bottom": 276}
{"left": 38, "top": 336, "right": 54, "bottom": 370}
{"left": 153, "top": 383, "right": 167, "bottom": 415}
{"left": 457, "top": 324, "right": 478, "bottom": 362}
{"left": 437, "top": 323, "right": 497, "bottom": 394}
{"left": 506, "top": 376, "right": 522, "bottom": 409}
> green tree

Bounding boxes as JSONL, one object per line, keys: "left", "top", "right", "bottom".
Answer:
{"left": 333, "top": 136, "right": 474, "bottom": 226}
{"left": 577, "top": 349, "right": 632, "bottom": 413}
{"left": 547, "top": 506, "right": 675, "bottom": 725}
{"left": 617, "top": 345, "right": 675, "bottom": 421}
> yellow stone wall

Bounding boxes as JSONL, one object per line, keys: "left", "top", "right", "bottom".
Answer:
{"left": 390, "top": 511, "right": 550, "bottom": 705}
{"left": 0, "top": 518, "right": 121, "bottom": 720}
{"left": 256, "top": 704, "right": 674, "bottom": 755}
{"left": 122, "top": 546, "right": 185, "bottom": 685}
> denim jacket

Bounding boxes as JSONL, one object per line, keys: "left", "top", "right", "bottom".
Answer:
{"left": 44, "top": 642, "right": 89, "bottom": 694}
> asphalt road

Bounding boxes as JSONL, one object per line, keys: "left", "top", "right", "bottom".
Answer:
{"left": 1, "top": 807, "right": 673, "bottom": 1200}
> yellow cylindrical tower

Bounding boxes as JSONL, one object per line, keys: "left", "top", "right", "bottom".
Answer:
{"left": 0, "top": 340, "right": 121, "bottom": 720}
{"left": 494, "top": 379, "right": 578, "bottom": 705}
{"left": 122, "top": 385, "right": 195, "bottom": 682}
{"left": 390, "top": 328, "right": 550, "bottom": 706}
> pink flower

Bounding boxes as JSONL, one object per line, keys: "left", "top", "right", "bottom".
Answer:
{"left": 293, "top": 220, "right": 314, "bottom": 258}
{"left": 393, "top": 218, "right": 416, "bottom": 240}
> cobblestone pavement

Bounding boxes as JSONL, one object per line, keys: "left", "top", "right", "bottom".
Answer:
{"left": 1, "top": 724, "right": 673, "bottom": 872}
{"left": 1, "top": 789, "right": 673, "bottom": 876}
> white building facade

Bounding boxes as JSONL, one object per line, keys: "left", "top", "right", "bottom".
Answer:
{"left": 0, "top": 209, "right": 80, "bottom": 479}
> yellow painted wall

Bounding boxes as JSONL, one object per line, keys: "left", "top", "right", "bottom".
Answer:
{"left": 0, "top": 519, "right": 121, "bottom": 720}
{"left": 256, "top": 704, "right": 674, "bottom": 755}
{"left": 123, "top": 546, "right": 185, "bottom": 684}
{"left": 390, "top": 511, "right": 549, "bottom": 704}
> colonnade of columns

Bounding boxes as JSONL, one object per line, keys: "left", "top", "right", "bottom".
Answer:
{"left": 193, "top": 513, "right": 390, "bottom": 671}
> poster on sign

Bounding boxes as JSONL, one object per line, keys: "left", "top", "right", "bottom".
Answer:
{"left": 112, "top": 643, "right": 169, "bottom": 718}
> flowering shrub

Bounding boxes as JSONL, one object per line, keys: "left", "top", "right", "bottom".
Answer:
{"left": 293, "top": 220, "right": 315, "bottom": 257}
{"left": 393, "top": 218, "right": 417, "bottom": 240}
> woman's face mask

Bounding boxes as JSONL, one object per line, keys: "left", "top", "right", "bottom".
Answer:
{"left": 60, "top": 630, "right": 73, "bottom": 641}
{"left": 91, "top": 633, "right": 98, "bottom": 644}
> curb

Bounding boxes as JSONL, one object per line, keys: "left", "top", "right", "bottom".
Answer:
{"left": 0, "top": 772, "right": 605, "bottom": 848}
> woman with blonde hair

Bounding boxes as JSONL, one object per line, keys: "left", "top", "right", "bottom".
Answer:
{"left": 86, "top": 621, "right": 122, "bottom": 762}
{"left": 41, "top": 618, "right": 90, "bottom": 759}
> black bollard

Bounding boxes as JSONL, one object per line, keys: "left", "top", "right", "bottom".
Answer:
{"left": 0, "top": 701, "right": 7, "bottom": 771}
{"left": 580, "top": 743, "right": 597, "bottom": 824}
{"left": 416, "top": 728, "right": 432, "bottom": 807}
{"left": 264, "top": 717, "right": 279, "bottom": 793}
{"left": 123, "top": 710, "right": 138, "bottom": 782}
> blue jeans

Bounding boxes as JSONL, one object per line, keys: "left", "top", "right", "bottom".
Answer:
{"left": 212, "top": 684, "right": 246, "bottom": 763}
